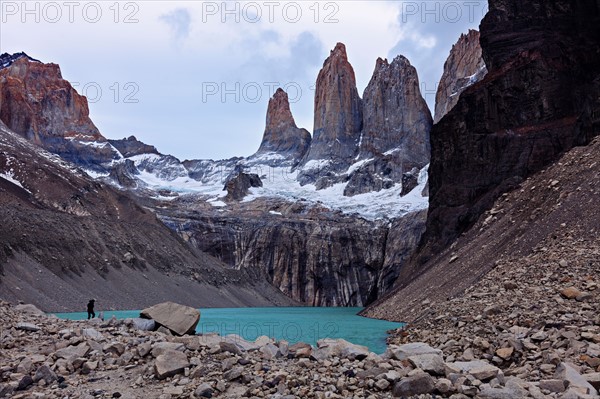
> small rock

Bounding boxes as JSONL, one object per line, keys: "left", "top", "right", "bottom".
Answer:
{"left": 560, "top": 287, "right": 582, "bottom": 299}
{"left": 194, "top": 382, "right": 213, "bottom": 398}
{"left": 375, "top": 378, "right": 390, "bottom": 390}
{"left": 33, "top": 365, "right": 57, "bottom": 384}
{"left": 435, "top": 378, "right": 453, "bottom": 393}
{"left": 495, "top": 347, "right": 514, "bottom": 360}
{"left": 16, "top": 375, "right": 34, "bottom": 391}
{"left": 219, "top": 341, "right": 242, "bottom": 356}
{"left": 223, "top": 366, "right": 243, "bottom": 381}
{"left": 154, "top": 350, "right": 190, "bottom": 380}
{"left": 408, "top": 353, "right": 445, "bottom": 375}
{"left": 392, "top": 373, "right": 435, "bottom": 397}
{"left": 151, "top": 342, "right": 185, "bottom": 357}
{"left": 539, "top": 379, "right": 567, "bottom": 393}
{"left": 16, "top": 322, "right": 41, "bottom": 332}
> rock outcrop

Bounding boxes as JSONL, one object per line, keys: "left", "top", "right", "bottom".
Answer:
{"left": 298, "top": 43, "right": 362, "bottom": 185}
{"left": 0, "top": 52, "right": 41, "bottom": 69}
{"left": 360, "top": 56, "right": 431, "bottom": 165}
{"left": 434, "top": 30, "right": 487, "bottom": 123}
{"left": 254, "top": 88, "right": 311, "bottom": 164}
{"left": 422, "top": 0, "right": 600, "bottom": 257}
{"left": 0, "top": 54, "right": 120, "bottom": 170}
{"left": 108, "top": 136, "right": 159, "bottom": 158}
{"left": 223, "top": 171, "right": 263, "bottom": 202}
{"left": 340, "top": 55, "right": 432, "bottom": 198}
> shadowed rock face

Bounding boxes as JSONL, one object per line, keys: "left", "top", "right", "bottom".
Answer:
{"left": 0, "top": 56, "right": 120, "bottom": 169}
{"left": 109, "top": 136, "right": 159, "bottom": 158}
{"left": 360, "top": 56, "right": 431, "bottom": 165}
{"left": 422, "top": 0, "right": 600, "bottom": 259}
{"left": 434, "top": 30, "right": 487, "bottom": 123}
{"left": 300, "top": 43, "right": 363, "bottom": 171}
{"left": 161, "top": 203, "right": 427, "bottom": 307}
{"left": 255, "top": 88, "right": 311, "bottom": 163}
{"left": 223, "top": 172, "right": 263, "bottom": 202}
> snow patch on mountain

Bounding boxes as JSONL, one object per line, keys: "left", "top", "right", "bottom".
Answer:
{"left": 0, "top": 169, "right": 30, "bottom": 193}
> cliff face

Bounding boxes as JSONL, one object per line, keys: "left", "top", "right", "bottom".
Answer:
{"left": 254, "top": 88, "right": 311, "bottom": 164}
{"left": 434, "top": 30, "right": 487, "bottom": 123}
{"left": 342, "top": 56, "right": 432, "bottom": 197}
{"left": 160, "top": 201, "right": 427, "bottom": 307}
{"left": 299, "top": 43, "right": 363, "bottom": 178}
{"left": 0, "top": 55, "right": 120, "bottom": 169}
{"left": 422, "top": 0, "right": 600, "bottom": 258}
{"left": 360, "top": 56, "right": 431, "bottom": 164}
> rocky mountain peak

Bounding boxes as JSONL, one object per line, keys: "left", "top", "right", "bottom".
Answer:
{"left": 0, "top": 52, "right": 41, "bottom": 70}
{"left": 434, "top": 30, "right": 487, "bottom": 123}
{"left": 330, "top": 42, "right": 348, "bottom": 61}
{"left": 265, "top": 88, "right": 296, "bottom": 132}
{"left": 298, "top": 42, "right": 363, "bottom": 182}
{"left": 0, "top": 54, "right": 120, "bottom": 170}
{"left": 108, "top": 136, "right": 160, "bottom": 158}
{"left": 359, "top": 53, "right": 431, "bottom": 165}
{"left": 375, "top": 57, "right": 388, "bottom": 69}
{"left": 255, "top": 88, "right": 311, "bottom": 163}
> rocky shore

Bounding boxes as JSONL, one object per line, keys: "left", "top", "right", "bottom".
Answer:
{"left": 1, "top": 296, "right": 598, "bottom": 399}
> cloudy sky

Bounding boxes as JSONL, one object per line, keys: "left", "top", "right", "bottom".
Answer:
{"left": 1, "top": 1, "right": 487, "bottom": 160}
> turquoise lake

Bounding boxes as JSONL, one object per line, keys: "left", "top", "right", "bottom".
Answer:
{"left": 53, "top": 307, "right": 403, "bottom": 354}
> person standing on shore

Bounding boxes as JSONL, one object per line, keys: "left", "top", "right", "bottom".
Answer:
{"left": 87, "top": 299, "right": 95, "bottom": 319}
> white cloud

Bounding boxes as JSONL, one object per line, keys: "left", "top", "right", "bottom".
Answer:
{"left": 160, "top": 8, "right": 192, "bottom": 41}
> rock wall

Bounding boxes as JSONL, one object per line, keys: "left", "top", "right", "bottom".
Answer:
{"left": 360, "top": 56, "right": 431, "bottom": 166}
{"left": 422, "top": 0, "right": 600, "bottom": 259}
{"left": 434, "top": 30, "right": 487, "bottom": 123}
{"left": 299, "top": 43, "right": 363, "bottom": 179}
{"left": 161, "top": 204, "right": 427, "bottom": 307}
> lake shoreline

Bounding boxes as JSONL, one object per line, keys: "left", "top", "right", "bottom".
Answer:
{"left": 51, "top": 306, "right": 403, "bottom": 355}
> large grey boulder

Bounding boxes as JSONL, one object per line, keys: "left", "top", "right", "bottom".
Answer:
{"left": 125, "top": 318, "right": 156, "bottom": 331}
{"left": 391, "top": 342, "right": 442, "bottom": 361}
{"left": 445, "top": 360, "right": 500, "bottom": 381}
{"left": 555, "top": 362, "right": 598, "bottom": 396}
{"left": 584, "top": 372, "right": 600, "bottom": 390}
{"left": 315, "top": 338, "right": 370, "bottom": 360}
{"left": 408, "top": 353, "right": 446, "bottom": 375}
{"left": 14, "top": 304, "right": 45, "bottom": 316}
{"left": 140, "top": 302, "right": 200, "bottom": 336}
{"left": 154, "top": 350, "right": 189, "bottom": 380}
